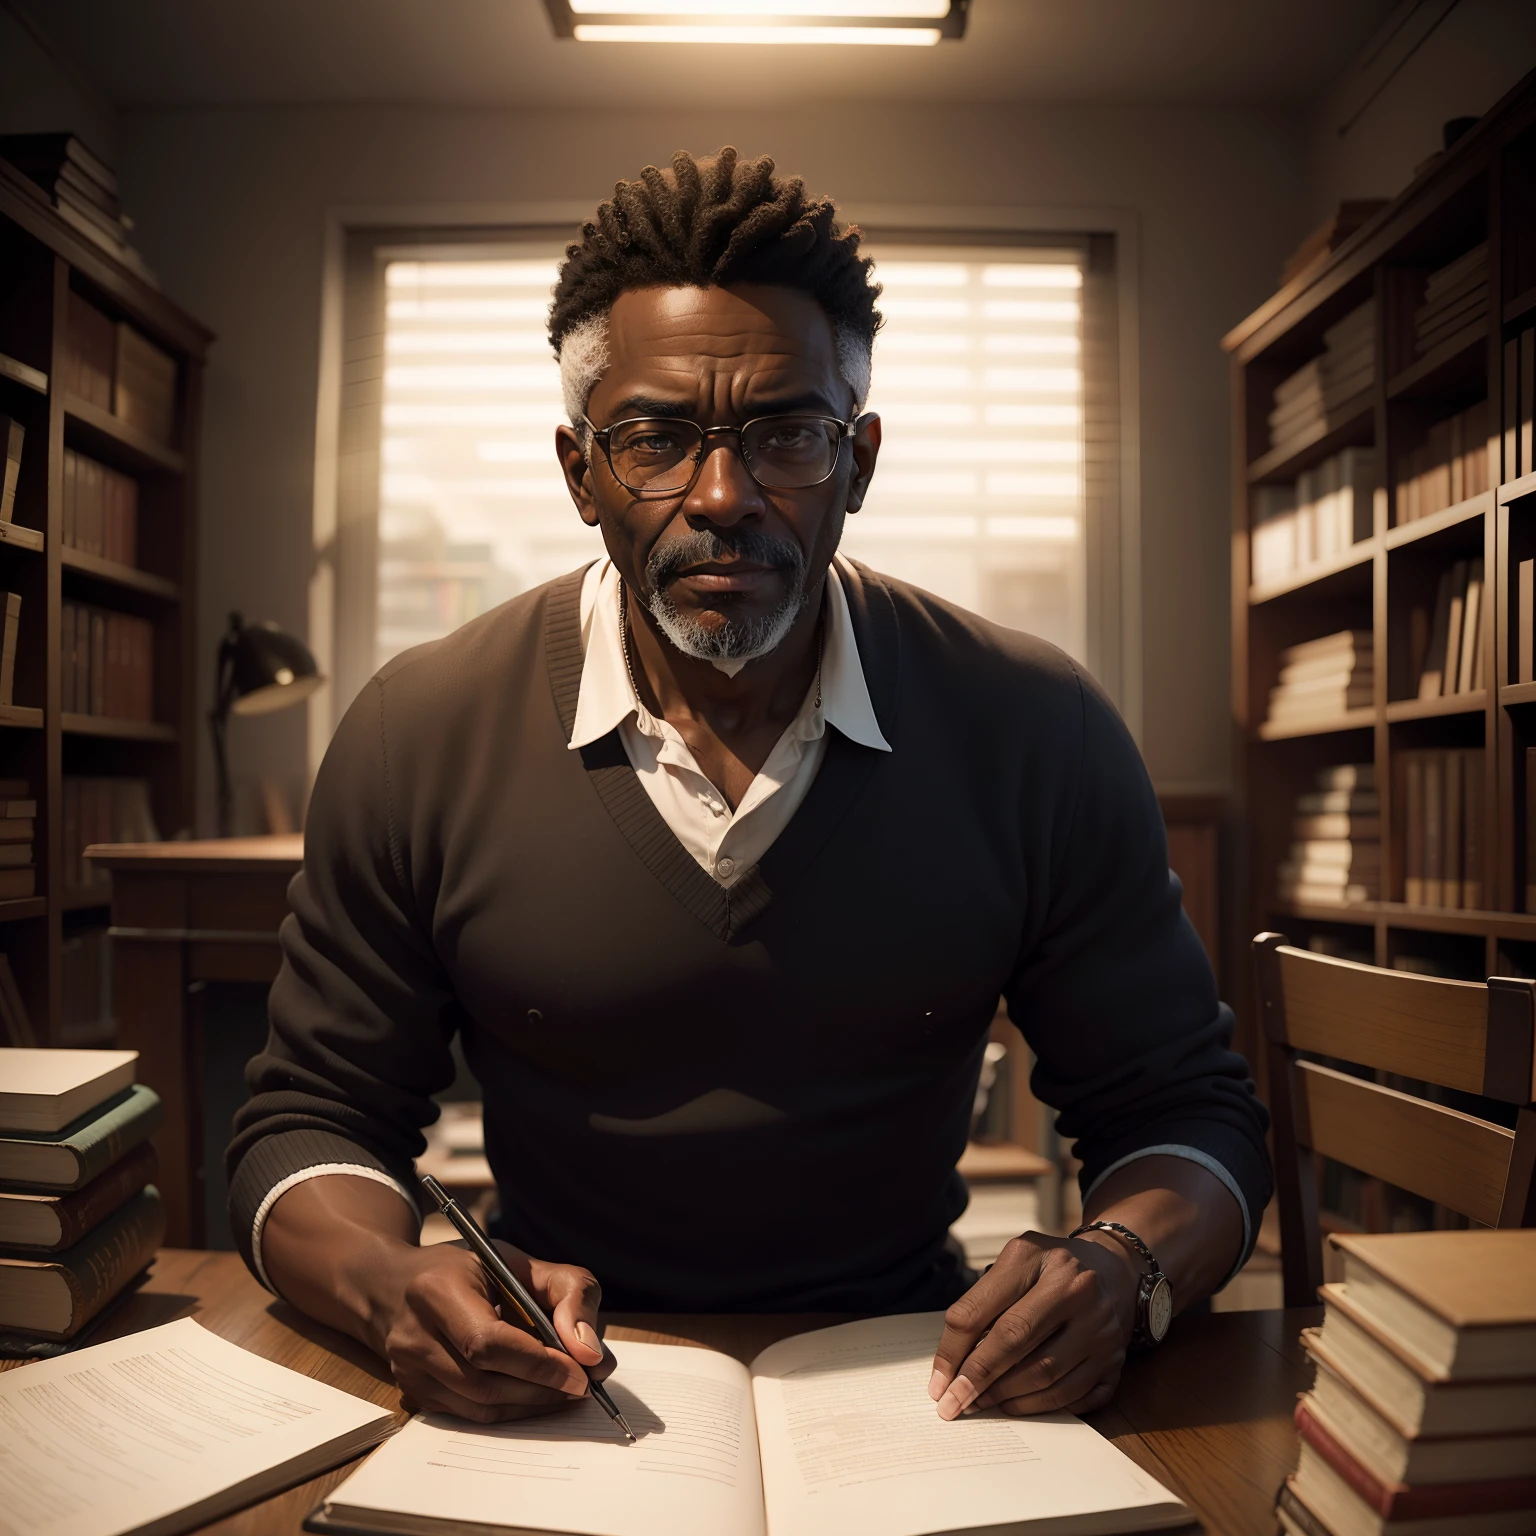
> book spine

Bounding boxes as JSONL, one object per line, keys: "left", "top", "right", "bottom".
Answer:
{"left": 50, "top": 1141, "right": 159, "bottom": 1251}
{"left": 0, "top": 1187, "right": 164, "bottom": 1338}
{"left": 1404, "top": 754, "right": 1424, "bottom": 905}
{"left": 1461, "top": 749, "right": 1484, "bottom": 909}
{"left": 1521, "top": 560, "right": 1534, "bottom": 687}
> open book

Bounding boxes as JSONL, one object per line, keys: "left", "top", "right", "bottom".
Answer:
{"left": 315, "top": 1314, "right": 1189, "bottom": 1536}
{"left": 0, "top": 1316, "right": 395, "bottom": 1536}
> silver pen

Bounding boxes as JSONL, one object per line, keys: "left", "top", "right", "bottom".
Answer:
{"left": 420, "top": 1174, "right": 636, "bottom": 1443}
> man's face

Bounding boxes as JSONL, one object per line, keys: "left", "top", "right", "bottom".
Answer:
{"left": 557, "top": 284, "right": 881, "bottom": 657}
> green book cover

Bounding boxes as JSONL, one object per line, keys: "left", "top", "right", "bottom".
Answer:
{"left": 0, "top": 1084, "right": 163, "bottom": 1190}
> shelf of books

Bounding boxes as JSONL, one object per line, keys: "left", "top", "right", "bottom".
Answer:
{"left": 1226, "top": 69, "right": 1536, "bottom": 1239}
{"left": 0, "top": 139, "right": 208, "bottom": 1045}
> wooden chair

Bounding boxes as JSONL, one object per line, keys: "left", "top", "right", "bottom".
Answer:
{"left": 1253, "top": 933, "right": 1536, "bottom": 1308}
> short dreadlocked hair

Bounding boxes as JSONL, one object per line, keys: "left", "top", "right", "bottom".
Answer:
{"left": 549, "top": 147, "right": 882, "bottom": 427}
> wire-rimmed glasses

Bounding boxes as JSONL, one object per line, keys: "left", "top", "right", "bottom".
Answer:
{"left": 584, "top": 413, "right": 855, "bottom": 496}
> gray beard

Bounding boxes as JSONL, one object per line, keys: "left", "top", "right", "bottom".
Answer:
{"left": 640, "top": 529, "right": 810, "bottom": 668}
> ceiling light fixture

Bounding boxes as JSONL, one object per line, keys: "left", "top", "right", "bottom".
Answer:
{"left": 544, "top": 0, "right": 966, "bottom": 44}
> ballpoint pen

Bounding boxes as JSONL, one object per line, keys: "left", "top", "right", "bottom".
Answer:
{"left": 420, "top": 1174, "right": 637, "bottom": 1443}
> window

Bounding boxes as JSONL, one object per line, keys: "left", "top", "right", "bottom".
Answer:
{"left": 845, "top": 243, "right": 1085, "bottom": 659}
{"left": 333, "top": 230, "right": 1117, "bottom": 728}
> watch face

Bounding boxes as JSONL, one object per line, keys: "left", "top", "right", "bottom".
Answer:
{"left": 1146, "top": 1276, "right": 1173, "bottom": 1342}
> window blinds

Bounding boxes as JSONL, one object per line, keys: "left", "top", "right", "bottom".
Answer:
{"left": 376, "top": 243, "right": 1087, "bottom": 671}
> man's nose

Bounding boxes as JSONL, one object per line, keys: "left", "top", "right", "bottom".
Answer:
{"left": 682, "top": 436, "right": 767, "bottom": 525}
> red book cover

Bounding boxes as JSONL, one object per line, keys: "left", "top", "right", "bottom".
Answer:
{"left": 1295, "top": 1400, "right": 1536, "bottom": 1520}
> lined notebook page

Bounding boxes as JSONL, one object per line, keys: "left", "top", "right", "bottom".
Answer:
{"left": 325, "top": 1340, "right": 766, "bottom": 1536}
{"left": 0, "top": 1316, "right": 395, "bottom": 1536}
{"left": 750, "top": 1315, "right": 1190, "bottom": 1536}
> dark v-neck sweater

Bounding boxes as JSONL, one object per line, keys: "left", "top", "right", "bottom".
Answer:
{"left": 228, "top": 561, "right": 1270, "bottom": 1312}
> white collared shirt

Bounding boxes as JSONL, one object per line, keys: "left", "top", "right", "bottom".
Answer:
{"left": 569, "top": 555, "right": 891, "bottom": 887}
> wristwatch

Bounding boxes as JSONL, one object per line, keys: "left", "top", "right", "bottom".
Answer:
{"left": 1070, "top": 1219, "right": 1173, "bottom": 1348}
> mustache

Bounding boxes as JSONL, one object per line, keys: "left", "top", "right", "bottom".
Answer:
{"left": 644, "top": 527, "right": 805, "bottom": 590}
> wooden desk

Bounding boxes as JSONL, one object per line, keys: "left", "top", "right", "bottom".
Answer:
{"left": 1, "top": 1251, "right": 1317, "bottom": 1535}
{"left": 86, "top": 836, "right": 305, "bottom": 1247}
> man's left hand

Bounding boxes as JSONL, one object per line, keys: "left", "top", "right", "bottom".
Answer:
{"left": 928, "top": 1230, "right": 1141, "bottom": 1419}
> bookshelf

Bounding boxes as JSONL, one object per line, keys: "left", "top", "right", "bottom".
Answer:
{"left": 1227, "top": 68, "right": 1536, "bottom": 1029}
{"left": 0, "top": 155, "right": 209, "bottom": 1043}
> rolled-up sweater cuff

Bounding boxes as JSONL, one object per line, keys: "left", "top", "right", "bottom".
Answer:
{"left": 228, "top": 1127, "right": 424, "bottom": 1286}
{"left": 1078, "top": 1121, "right": 1271, "bottom": 1289}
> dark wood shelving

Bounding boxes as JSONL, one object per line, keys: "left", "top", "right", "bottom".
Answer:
{"left": 1504, "top": 285, "right": 1536, "bottom": 326}
{"left": 60, "top": 545, "right": 181, "bottom": 601}
{"left": 1229, "top": 68, "right": 1536, "bottom": 1067}
{"left": 1248, "top": 540, "right": 1375, "bottom": 605}
{"left": 0, "top": 352, "right": 47, "bottom": 395}
{"left": 63, "top": 393, "right": 186, "bottom": 476}
{"left": 1384, "top": 691, "right": 1486, "bottom": 723}
{"left": 1385, "top": 319, "right": 1489, "bottom": 401}
{"left": 1256, "top": 707, "right": 1376, "bottom": 742}
{"left": 1246, "top": 395, "right": 1373, "bottom": 485}
{"left": 60, "top": 714, "right": 178, "bottom": 742}
{"left": 1270, "top": 898, "right": 1379, "bottom": 926}
{"left": 1383, "top": 490, "right": 1491, "bottom": 549}
{"left": 0, "top": 144, "right": 208, "bottom": 1044}
{"left": 1500, "top": 469, "right": 1536, "bottom": 505}
{"left": 0, "top": 521, "right": 45, "bottom": 553}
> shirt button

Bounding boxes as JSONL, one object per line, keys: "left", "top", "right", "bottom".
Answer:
{"left": 716, "top": 856, "right": 736, "bottom": 878}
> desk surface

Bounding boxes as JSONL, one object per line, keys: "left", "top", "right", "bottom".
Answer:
{"left": 85, "top": 833, "right": 305, "bottom": 872}
{"left": 1, "top": 1251, "right": 1315, "bottom": 1535}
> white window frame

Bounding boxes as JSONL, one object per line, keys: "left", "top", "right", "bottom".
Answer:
{"left": 309, "top": 202, "right": 1140, "bottom": 781}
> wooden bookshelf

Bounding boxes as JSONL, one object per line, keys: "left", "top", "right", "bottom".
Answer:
{"left": 1225, "top": 66, "right": 1536, "bottom": 1053}
{"left": 0, "top": 155, "right": 209, "bottom": 1042}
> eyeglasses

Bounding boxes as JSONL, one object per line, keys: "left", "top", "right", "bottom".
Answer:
{"left": 584, "top": 413, "right": 855, "bottom": 496}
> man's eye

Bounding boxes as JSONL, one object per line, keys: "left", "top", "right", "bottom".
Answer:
{"left": 762, "top": 426, "right": 813, "bottom": 449}
{"left": 625, "top": 432, "right": 685, "bottom": 454}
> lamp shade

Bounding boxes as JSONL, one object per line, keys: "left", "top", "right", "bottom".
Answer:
{"left": 225, "top": 620, "right": 324, "bottom": 717}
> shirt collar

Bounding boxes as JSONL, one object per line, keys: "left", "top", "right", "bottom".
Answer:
{"left": 568, "top": 555, "right": 891, "bottom": 754}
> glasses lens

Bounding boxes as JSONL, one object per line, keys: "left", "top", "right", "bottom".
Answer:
{"left": 607, "top": 419, "right": 704, "bottom": 492}
{"left": 743, "top": 416, "right": 842, "bottom": 489}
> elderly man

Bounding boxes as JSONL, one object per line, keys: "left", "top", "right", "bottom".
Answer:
{"left": 230, "top": 148, "right": 1270, "bottom": 1430}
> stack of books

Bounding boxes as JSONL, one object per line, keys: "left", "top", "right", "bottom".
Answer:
{"left": 1412, "top": 558, "right": 1485, "bottom": 699}
{"left": 1400, "top": 749, "right": 1486, "bottom": 909}
{"left": 1276, "top": 763, "right": 1379, "bottom": 908}
{"left": 61, "top": 602, "right": 155, "bottom": 721}
{"left": 1395, "top": 400, "right": 1490, "bottom": 524}
{"left": 1266, "top": 631, "right": 1373, "bottom": 730}
{"left": 62, "top": 448, "right": 139, "bottom": 565}
{"left": 1413, "top": 244, "right": 1488, "bottom": 358}
{"left": 0, "top": 133, "right": 156, "bottom": 285}
{"left": 0, "top": 779, "right": 36, "bottom": 902}
{"left": 1280, "top": 1230, "right": 1536, "bottom": 1536}
{"left": 1251, "top": 447, "right": 1377, "bottom": 586}
{"left": 60, "top": 291, "right": 178, "bottom": 448}
{"left": 61, "top": 776, "right": 159, "bottom": 903}
{"left": 1267, "top": 301, "right": 1376, "bottom": 456}
{"left": 0, "top": 1048, "right": 164, "bottom": 1356}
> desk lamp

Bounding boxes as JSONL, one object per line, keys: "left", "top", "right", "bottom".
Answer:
{"left": 210, "top": 612, "right": 325, "bottom": 838}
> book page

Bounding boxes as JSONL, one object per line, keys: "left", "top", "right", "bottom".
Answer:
{"left": 325, "top": 1339, "right": 766, "bottom": 1536}
{"left": 0, "top": 1316, "right": 395, "bottom": 1536}
{"left": 750, "top": 1315, "right": 1189, "bottom": 1536}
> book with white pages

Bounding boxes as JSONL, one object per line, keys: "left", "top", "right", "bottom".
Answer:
{"left": 312, "top": 1314, "right": 1190, "bottom": 1536}
{"left": 0, "top": 1316, "right": 395, "bottom": 1536}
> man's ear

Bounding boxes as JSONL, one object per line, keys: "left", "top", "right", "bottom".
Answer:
{"left": 845, "top": 412, "right": 882, "bottom": 514}
{"left": 556, "top": 423, "right": 601, "bottom": 527}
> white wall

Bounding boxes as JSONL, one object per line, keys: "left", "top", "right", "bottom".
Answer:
{"left": 0, "top": 4, "right": 115, "bottom": 159}
{"left": 1307, "top": 0, "right": 1536, "bottom": 219}
{"left": 115, "top": 100, "right": 1307, "bottom": 822}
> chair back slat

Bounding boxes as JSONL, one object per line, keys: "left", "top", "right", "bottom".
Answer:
{"left": 1272, "top": 946, "right": 1487, "bottom": 1093}
{"left": 1293, "top": 1061, "right": 1515, "bottom": 1227}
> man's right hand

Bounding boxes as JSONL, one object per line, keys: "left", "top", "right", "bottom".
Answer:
{"left": 260, "top": 1173, "right": 615, "bottom": 1423}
